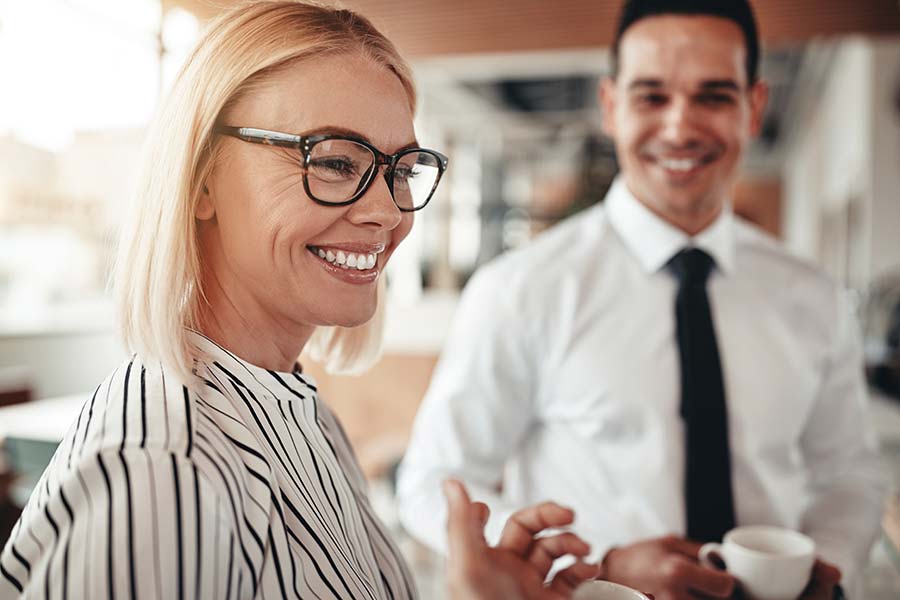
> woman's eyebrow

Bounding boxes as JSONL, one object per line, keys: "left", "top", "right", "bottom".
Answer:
{"left": 301, "top": 125, "right": 368, "bottom": 138}
{"left": 300, "top": 125, "right": 420, "bottom": 152}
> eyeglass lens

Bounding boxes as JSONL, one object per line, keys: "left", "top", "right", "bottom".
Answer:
{"left": 307, "top": 139, "right": 441, "bottom": 210}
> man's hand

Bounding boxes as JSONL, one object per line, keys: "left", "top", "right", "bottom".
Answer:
{"left": 444, "top": 479, "right": 601, "bottom": 600}
{"left": 602, "top": 536, "right": 735, "bottom": 600}
{"left": 799, "top": 560, "right": 841, "bottom": 600}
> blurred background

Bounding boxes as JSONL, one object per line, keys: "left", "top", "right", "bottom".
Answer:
{"left": 1, "top": 0, "right": 900, "bottom": 596}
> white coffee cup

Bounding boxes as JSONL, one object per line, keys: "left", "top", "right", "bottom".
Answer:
{"left": 573, "top": 581, "right": 651, "bottom": 600}
{"left": 699, "top": 525, "right": 816, "bottom": 600}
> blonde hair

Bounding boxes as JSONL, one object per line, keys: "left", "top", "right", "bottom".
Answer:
{"left": 115, "top": 1, "right": 416, "bottom": 384}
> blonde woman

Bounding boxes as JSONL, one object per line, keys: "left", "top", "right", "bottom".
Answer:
{"left": 0, "top": 2, "right": 599, "bottom": 599}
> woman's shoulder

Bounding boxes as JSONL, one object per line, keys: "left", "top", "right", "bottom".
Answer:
{"left": 73, "top": 355, "right": 198, "bottom": 460}
{"left": 25, "top": 354, "right": 270, "bottom": 527}
{"left": 1, "top": 357, "right": 268, "bottom": 598}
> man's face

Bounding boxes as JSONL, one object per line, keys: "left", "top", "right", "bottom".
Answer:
{"left": 600, "top": 15, "right": 768, "bottom": 233}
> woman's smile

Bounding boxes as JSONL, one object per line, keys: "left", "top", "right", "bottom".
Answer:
{"left": 306, "top": 241, "right": 386, "bottom": 285}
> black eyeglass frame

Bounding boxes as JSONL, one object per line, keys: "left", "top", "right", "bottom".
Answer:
{"left": 214, "top": 125, "right": 449, "bottom": 212}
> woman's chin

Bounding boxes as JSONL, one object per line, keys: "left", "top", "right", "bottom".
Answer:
{"left": 320, "top": 304, "right": 376, "bottom": 329}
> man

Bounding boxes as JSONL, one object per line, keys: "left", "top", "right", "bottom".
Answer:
{"left": 397, "top": 1, "right": 887, "bottom": 598}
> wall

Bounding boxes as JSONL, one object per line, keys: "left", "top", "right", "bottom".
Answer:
{"left": 734, "top": 177, "right": 782, "bottom": 238}
{"left": 304, "top": 353, "right": 439, "bottom": 479}
{"left": 0, "top": 328, "right": 125, "bottom": 399}
{"left": 783, "top": 36, "right": 900, "bottom": 289}
{"left": 870, "top": 39, "right": 900, "bottom": 282}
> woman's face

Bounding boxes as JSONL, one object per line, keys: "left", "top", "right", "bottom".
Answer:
{"left": 198, "top": 53, "right": 416, "bottom": 334}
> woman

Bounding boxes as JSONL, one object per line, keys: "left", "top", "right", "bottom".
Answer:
{"left": 0, "top": 2, "right": 599, "bottom": 599}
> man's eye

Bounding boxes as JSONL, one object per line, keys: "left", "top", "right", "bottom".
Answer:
{"left": 697, "top": 94, "right": 735, "bottom": 106}
{"left": 635, "top": 93, "right": 667, "bottom": 107}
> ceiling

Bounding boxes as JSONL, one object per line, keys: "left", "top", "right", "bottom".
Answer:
{"left": 413, "top": 45, "right": 810, "bottom": 178}
{"left": 160, "top": 0, "right": 898, "bottom": 178}
{"left": 165, "top": 0, "right": 900, "bottom": 57}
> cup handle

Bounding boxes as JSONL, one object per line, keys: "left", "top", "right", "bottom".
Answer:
{"left": 699, "top": 542, "right": 726, "bottom": 570}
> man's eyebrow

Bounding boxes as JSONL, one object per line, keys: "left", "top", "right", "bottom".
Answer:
{"left": 624, "top": 79, "right": 743, "bottom": 93}
{"left": 627, "top": 78, "right": 664, "bottom": 91}
{"left": 698, "top": 80, "right": 741, "bottom": 92}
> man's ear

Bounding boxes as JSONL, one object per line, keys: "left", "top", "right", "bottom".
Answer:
{"left": 748, "top": 79, "right": 770, "bottom": 137}
{"left": 598, "top": 77, "right": 618, "bottom": 138}
{"left": 196, "top": 182, "right": 216, "bottom": 221}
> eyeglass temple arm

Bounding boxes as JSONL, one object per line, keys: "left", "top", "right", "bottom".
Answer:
{"left": 214, "top": 125, "right": 304, "bottom": 149}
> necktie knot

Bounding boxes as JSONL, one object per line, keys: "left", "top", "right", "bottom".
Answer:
{"left": 668, "top": 247, "right": 716, "bottom": 286}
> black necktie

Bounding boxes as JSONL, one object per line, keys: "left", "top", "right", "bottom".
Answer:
{"left": 668, "top": 247, "right": 735, "bottom": 542}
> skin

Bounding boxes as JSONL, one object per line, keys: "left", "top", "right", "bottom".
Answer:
{"left": 444, "top": 480, "right": 602, "bottom": 600}
{"left": 196, "top": 53, "right": 415, "bottom": 371}
{"left": 599, "top": 15, "right": 767, "bottom": 235}
{"left": 194, "top": 52, "right": 598, "bottom": 599}
{"left": 597, "top": 16, "right": 840, "bottom": 599}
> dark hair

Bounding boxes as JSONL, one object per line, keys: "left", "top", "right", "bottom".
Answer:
{"left": 611, "top": 0, "right": 761, "bottom": 83}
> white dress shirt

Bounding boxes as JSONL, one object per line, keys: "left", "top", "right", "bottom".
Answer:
{"left": 397, "top": 178, "right": 887, "bottom": 593}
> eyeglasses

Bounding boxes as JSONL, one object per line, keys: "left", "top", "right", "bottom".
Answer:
{"left": 215, "top": 125, "right": 448, "bottom": 212}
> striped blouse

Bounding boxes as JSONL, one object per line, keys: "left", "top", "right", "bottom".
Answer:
{"left": 1, "top": 332, "right": 417, "bottom": 599}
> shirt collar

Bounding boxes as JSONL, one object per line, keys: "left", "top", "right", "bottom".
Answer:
{"left": 604, "top": 176, "right": 735, "bottom": 275}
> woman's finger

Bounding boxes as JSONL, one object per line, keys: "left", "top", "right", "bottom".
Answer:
{"left": 526, "top": 532, "right": 592, "bottom": 577}
{"left": 498, "top": 502, "right": 576, "bottom": 555}
{"left": 545, "top": 560, "right": 601, "bottom": 596}
{"left": 443, "top": 479, "right": 486, "bottom": 560}
{"left": 473, "top": 501, "right": 491, "bottom": 528}
{"left": 550, "top": 560, "right": 602, "bottom": 592}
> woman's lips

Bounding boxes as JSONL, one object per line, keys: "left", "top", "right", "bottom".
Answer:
{"left": 307, "top": 245, "right": 382, "bottom": 285}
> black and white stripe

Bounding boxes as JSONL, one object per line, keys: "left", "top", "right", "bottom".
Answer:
{"left": 1, "top": 332, "right": 416, "bottom": 599}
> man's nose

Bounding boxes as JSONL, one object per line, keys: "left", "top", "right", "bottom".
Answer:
{"left": 659, "top": 97, "right": 697, "bottom": 145}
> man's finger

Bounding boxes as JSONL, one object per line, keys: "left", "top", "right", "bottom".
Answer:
{"left": 662, "top": 535, "right": 705, "bottom": 559}
{"left": 811, "top": 559, "right": 842, "bottom": 586}
{"left": 675, "top": 556, "right": 734, "bottom": 598}
{"left": 498, "top": 502, "right": 576, "bottom": 555}
{"left": 443, "top": 479, "right": 485, "bottom": 558}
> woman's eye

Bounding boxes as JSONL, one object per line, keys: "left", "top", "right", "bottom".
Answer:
{"left": 394, "top": 165, "right": 419, "bottom": 183}
{"left": 309, "top": 156, "right": 359, "bottom": 176}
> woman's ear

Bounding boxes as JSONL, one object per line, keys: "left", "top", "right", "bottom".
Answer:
{"left": 196, "top": 182, "right": 216, "bottom": 220}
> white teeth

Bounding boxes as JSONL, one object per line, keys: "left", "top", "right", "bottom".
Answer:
{"left": 312, "top": 247, "right": 380, "bottom": 271}
{"left": 659, "top": 158, "right": 699, "bottom": 172}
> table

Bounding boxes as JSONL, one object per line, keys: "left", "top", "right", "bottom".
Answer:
{"left": 0, "top": 393, "right": 88, "bottom": 443}
{"left": 0, "top": 393, "right": 88, "bottom": 505}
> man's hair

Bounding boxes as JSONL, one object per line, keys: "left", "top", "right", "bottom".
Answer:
{"left": 611, "top": 0, "right": 761, "bottom": 83}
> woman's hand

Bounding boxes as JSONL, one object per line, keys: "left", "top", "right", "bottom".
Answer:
{"left": 443, "top": 479, "right": 601, "bottom": 600}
